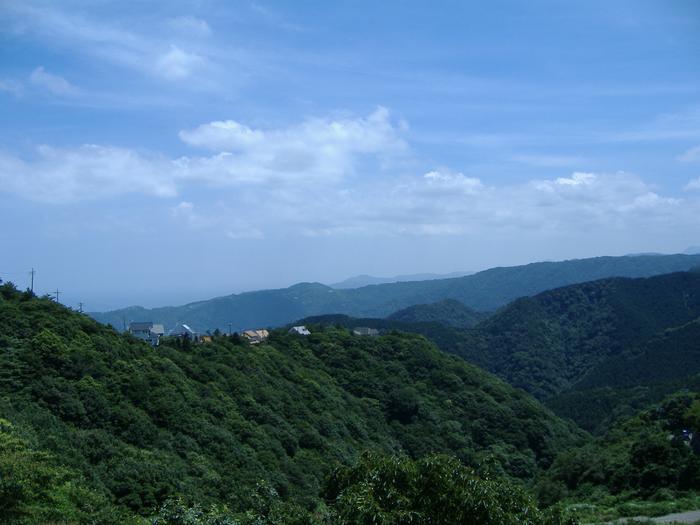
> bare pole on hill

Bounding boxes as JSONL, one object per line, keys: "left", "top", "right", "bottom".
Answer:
{"left": 54, "top": 289, "right": 60, "bottom": 303}
{"left": 30, "top": 268, "right": 35, "bottom": 293}
{"left": 78, "top": 302, "right": 84, "bottom": 313}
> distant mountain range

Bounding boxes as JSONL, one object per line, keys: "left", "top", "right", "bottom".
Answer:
{"left": 89, "top": 253, "right": 700, "bottom": 333}
{"left": 329, "top": 271, "right": 474, "bottom": 289}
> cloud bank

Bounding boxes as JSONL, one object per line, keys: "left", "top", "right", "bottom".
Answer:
{"left": 0, "top": 108, "right": 697, "bottom": 241}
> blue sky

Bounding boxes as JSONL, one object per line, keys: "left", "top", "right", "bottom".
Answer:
{"left": 1, "top": 0, "right": 700, "bottom": 310}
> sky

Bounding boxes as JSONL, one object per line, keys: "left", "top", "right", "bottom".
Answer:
{"left": 1, "top": 0, "right": 700, "bottom": 310}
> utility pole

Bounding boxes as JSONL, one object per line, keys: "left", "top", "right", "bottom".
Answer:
{"left": 78, "top": 302, "right": 84, "bottom": 313}
{"left": 54, "top": 289, "right": 60, "bottom": 303}
{"left": 30, "top": 268, "right": 35, "bottom": 293}
{"left": 228, "top": 323, "right": 232, "bottom": 335}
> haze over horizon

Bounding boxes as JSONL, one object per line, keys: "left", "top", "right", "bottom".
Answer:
{"left": 2, "top": 1, "right": 700, "bottom": 310}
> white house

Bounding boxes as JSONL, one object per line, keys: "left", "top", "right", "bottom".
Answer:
{"left": 288, "top": 325, "right": 311, "bottom": 336}
{"left": 169, "top": 323, "right": 196, "bottom": 339}
{"left": 129, "top": 322, "right": 165, "bottom": 346}
{"left": 353, "top": 326, "right": 379, "bottom": 336}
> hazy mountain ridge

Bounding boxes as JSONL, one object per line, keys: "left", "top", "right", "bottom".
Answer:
{"left": 329, "top": 271, "right": 474, "bottom": 289}
{"left": 90, "top": 253, "right": 700, "bottom": 333}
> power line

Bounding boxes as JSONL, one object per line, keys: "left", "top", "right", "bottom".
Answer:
{"left": 0, "top": 269, "right": 36, "bottom": 292}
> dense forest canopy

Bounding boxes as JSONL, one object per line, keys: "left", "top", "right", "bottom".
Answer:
{"left": 305, "top": 271, "right": 700, "bottom": 434}
{"left": 386, "top": 298, "right": 488, "bottom": 328}
{"left": 0, "top": 282, "right": 583, "bottom": 523}
{"left": 3, "top": 267, "right": 700, "bottom": 523}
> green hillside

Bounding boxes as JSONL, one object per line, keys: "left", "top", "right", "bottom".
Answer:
{"left": 0, "top": 282, "right": 582, "bottom": 522}
{"left": 301, "top": 271, "right": 700, "bottom": 434}
{"left": 90, "top": 254, "right": 700, "bottom": 333}
{"left": 546, "top": 319, "right": 700, "bottom": 433}
{"left": 539, "top": 392, "right": 700, "bottom": 522}
{"left": 387, "top": 298, "right": 487, "bottom": 328}
{"left": 449, "top": 271, "right": 700, "bottom": 400}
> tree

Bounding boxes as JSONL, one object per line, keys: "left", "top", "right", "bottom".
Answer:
{"left": 324, "top": 452, "right": 575, "bottom": 525}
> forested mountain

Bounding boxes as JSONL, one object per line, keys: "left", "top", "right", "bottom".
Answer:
{"left": 448, "top": 271, "right": 700, "bottom": 399}
{"left": 90, "top": 253, "right": 700, "bottom": 333}
{"left": 387, "top": 299, "right": 487, "bottom": 328}
{"left": 0, "top": 282, "right": 582, "bottom": 523}
{"left": 547, "top": 316, "right": 700, "bottom": 433}
{"left": 539, "top": 392, "right": 700, "bottom": 518}
{"left": 302, "top": 271, "right": 700, "bottom": 434}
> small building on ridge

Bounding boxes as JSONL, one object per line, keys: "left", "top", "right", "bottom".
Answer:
{"left": 129, "top": 322, "right": 165, "bottom": 346}
{"left": 288, "top": 325, "right": 311, "bottom": 336}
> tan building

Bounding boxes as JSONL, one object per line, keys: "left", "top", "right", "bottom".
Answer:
{"left": 241, "top": 329, "right": 270, "bottom": 344}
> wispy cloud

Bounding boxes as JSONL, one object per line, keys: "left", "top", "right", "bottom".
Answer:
{"left": 170, "top": 201, "right": 264, "bottom": 239}
{"left": 29, "top": 66, "right": 78, "bottom": 96}
{"left": 250, "top": 2, "right": 305, "bottom": 32}
{"left": 0, "top": 78, "right": 23, "bottom": 96}
{"left": 679, "top": 145, "right": 700, "bottom": 163}
{"left": 155, "top": 46, "right": 205, "bottom": 80}
{"left": 606, "top": 107, "right": 700, "bottom": 143}
{"left": 4, "top": 3, "right": 218, "bottom": 85}
{"left": 166, "top": 16, "right": 212, "bottom": 37}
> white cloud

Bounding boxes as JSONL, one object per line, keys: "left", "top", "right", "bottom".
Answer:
{"left": 679, "top": 145, "right": 700, "bottom": 163}
{"left": 686, "top": 177, "right": 700, "bottom": 191}
{"left": 423, "top": 170, "right": 483, "bottom": 194}
{"left": 156, "top": 46, "right": 205, "bottom": 80}
{"left": 0, "top": 145, "right": 175, "bottom": 203}
{"left": 0, "top": 105, "right": 696, "bottom": 242}
{"left": 558, "top": 172, "right": 595, "bottom": 186}
{"left": 178, "top": 107, "right": 407, "bottom": 183}
{"left": 29, "top": 66, "right": 78, "bottom": 96}
{"left": 301, "top": 170, "right": 689, "bottom": 237}
{"left": 0, "top": 108, "right": 406, "bottom": 202}
{"left": 180, "top": 120, "right": 264, "bottom": 150}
